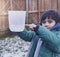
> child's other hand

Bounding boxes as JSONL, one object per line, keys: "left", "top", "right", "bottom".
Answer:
{"left": 25, "top": 23, "right": 36, "bottom": 30}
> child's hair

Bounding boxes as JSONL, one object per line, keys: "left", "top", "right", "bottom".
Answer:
{"left": 40, "top": 10, "right": 60, "bottom": 24}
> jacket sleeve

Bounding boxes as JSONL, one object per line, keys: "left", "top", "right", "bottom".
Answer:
{"left": 34, "top": 25, "right": 60, "bottom": 53}
{"left": 17, "top": 28, "right": 35, "bottom": 42}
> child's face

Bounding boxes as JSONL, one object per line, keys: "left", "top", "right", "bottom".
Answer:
{"left": 42, "top": 18, "right": 56, "bottom": 29}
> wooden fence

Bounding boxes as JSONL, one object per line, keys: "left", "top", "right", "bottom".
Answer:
{"left": 0, "top": 0, "right": 60, "bottom": 36}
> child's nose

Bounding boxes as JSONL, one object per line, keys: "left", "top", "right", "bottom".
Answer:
{"left": 45, "top": 22, "right": 49, "bottom": 27}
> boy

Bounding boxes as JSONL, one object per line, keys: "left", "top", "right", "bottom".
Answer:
{"left": 17, "top": 10, "right": 60, "bottom": 57}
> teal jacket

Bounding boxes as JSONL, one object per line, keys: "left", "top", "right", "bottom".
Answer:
{"left": 17, "top": 23, "right": 60, "bottom": 57}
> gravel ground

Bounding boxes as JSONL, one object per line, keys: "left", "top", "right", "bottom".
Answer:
{"left": 0, "top": 36, "right": 31, "bottom": 57}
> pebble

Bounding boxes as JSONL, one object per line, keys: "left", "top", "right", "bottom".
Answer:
{"left": 0, "top": 36, "right": 31, "bottom": 57}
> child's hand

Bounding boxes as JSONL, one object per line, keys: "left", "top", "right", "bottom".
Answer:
{"left": 25, "top": 23, "right": 36, "bottom": 30}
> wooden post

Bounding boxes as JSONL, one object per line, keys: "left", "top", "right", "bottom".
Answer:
{"left": 38, "top": 0, "right": 40, "bottom": 23}
{"left": 26, "top": 0, "right": 29, "bottom": 24}
{"left": 10, "top": 0, "right": 13, "bottom": 10}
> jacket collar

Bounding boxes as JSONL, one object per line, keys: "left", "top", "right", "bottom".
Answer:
{"left": 50, "top": 23, "right": 60, "bottom": 30}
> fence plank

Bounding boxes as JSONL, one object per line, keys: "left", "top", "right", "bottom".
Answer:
{"left": 28, "top": 13, "right": 39, "bottom": 24}
{"left": 39, "top": 0, "right": 45, "bottom": 12}
{"left": 44, "top": 0, "right": 51, "bottom": 11}
{"left": 51, "top": 0, "right": 57, "bottom": 11}
{"left": 57, "top": 0, "right": 60, "bottom": 13}
{"left": 28, "top": 0, "right": 38, "bottom": 11}
{"left": 12, "top": 0, "right": 26, "bottom": 10}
